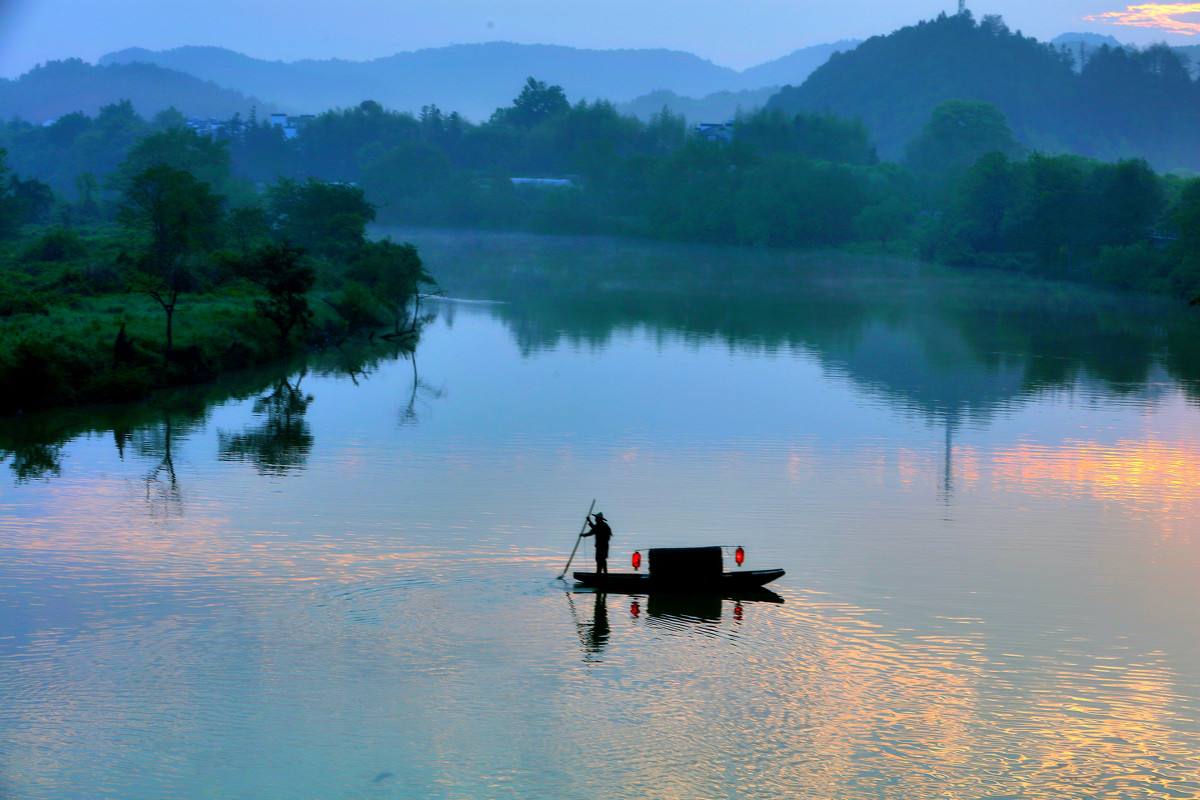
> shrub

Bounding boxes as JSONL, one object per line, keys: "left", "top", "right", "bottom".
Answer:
{"left": 21, "top": 228, "right": 88, "bottom": 262}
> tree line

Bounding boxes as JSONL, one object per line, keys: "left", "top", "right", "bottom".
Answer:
{"left": 0, "top": 136, "right": 434, "bottom": 415}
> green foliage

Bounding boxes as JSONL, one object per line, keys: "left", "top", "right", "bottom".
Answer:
{"left": 933, "top": 153, "right": 1177, "bottom": 289}
{"left": 0, "top": 148, "right": 55, "bottom": 238}
{"left": 351, "top": 239, "right": 436, "bottom": 333}
{"left": 119, "top": 163, "right": 224, "bottom": 360}
{"left": 326, "top": 281, "right": 382, "bottom": 335}
{"left": 855, "top": 196, "right": 912, "bottom": 247}
{"left": 21, "top": 227, "right": 88, "bottom": 262}
{"left": 735, "top": 110, "right": 877, "bottom": 165}
{"left": 116, "top": 127, "right": 233, "bottom": 192}
{"left": 1174, "top": 180, "right": 1200, "bottom": 297}
{"left": 235, "top": 243, "right": 316, "bottom": 348}
{"left": 225, "top": 204, "right": 271, "bottom": 255}
{"left": 266, "top": 178, "right": 375, "bottom": 258}
{"left": 907, "top": 100, "right": 1021, "bottom": 175}
{"left": 733, "top": 157, "right": 867, "bottom": 246}
{"left": 492, "top": 78, "right": 571, "bottom": 128}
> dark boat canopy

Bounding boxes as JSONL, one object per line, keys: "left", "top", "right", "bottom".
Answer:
{"left": 648, "top": 547, "right": 723, "bottom": 577}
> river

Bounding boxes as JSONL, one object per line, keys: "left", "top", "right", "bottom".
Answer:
{"left": 2, "top": 232, "right": 1199, "bottom": 798}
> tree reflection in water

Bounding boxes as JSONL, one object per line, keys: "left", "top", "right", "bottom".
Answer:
{"left": 134, "top": 409, "right": 206, "bottom": 519}
{"left": 400, "top": 351, "right": 444, "bottom": 426}
{"left": 218, "top": 374, "right": 314, "bottom": 476}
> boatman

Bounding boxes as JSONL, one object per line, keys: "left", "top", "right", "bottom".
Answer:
{"left": 581, "top": 512, "right": 613, "bottom": 574}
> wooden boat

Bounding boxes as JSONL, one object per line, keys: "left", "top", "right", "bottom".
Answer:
{"left": 573, "top": 568, "right": 785, "bottom": 593}
{"left": 570, "top": 545, "right": 784, "bottom": 596}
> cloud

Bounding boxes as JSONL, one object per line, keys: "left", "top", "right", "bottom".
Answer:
{"left": 1086, "top": 3, "right": 1200, "bottom": 35}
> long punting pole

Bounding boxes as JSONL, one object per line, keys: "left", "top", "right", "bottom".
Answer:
{"left": 557, "top": 499, "right": 596, "bottom": 579}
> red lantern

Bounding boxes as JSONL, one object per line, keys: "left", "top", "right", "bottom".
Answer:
{"left": 632, "top": 550, "right": 642, "bottom": 570}
{"left": 735, "top": 546, "right": 745, "bottom": 567}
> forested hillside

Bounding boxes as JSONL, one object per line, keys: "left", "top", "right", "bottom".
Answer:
{"left": 0, "top": 59, "right": 269, "bottom": 122}
{"left": 768, "top": 13, "right": 1200, "bottom": 170}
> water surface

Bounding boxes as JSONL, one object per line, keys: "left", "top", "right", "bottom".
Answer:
{"left": 3, "top": 236, "right": 1200, "bottom": 798}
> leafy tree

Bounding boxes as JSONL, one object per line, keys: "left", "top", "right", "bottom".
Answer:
{"left": 907, "top": 100, "right": 1021, "bottom": 174}
{"left": 226, "top": 204, "right": 271, "bottom": 255}
{"left": 492, "top": 78, "right": 570, "bottom": 128}
{"left": 951, "top": 152, "right": 1021, "bottom": 251}
{"left": 360, "top": 141, "right": 453, "bottom": 211}
{"left": 1087, "top": 159, "right": 1164, "bottom": 249}
{"left": 265, "top": 178, "right": 375, "bottom": 258}
{"left": 0, "top": 148, "right": 54, "bottom": 236}
{"left": 116, "top": 127, "right": 233, "bottom": 193}
{"left": 0, "top": 149, "right": 19, "bottom": 238}
{"left": 1011, "top": 154, "right": 1088, "bottom": 267}
{"left": 855, "top": 196, "right": 911, "bottom": 247}
{"left": 8, "top": 174, "right": 54, "bottom": 225}
{"left": 736, "top": 110, "right": 877, "bottom": 165}
{"left": 118, "top": 164, "right": 223, "bottom": 363}
{"left": 236, "top": 243, "right": 315, "bottom": 349}
{"left": 325, "top": 281, "right": 381, "bottom": 335}
{"left": 351, "top": 239, "right": 437, "bottom": 334}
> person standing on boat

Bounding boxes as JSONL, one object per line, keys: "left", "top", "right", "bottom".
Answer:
{"left": 582, "top": 512, "right": 613, "bottom": 574}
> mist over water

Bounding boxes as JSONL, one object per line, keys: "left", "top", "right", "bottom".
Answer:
{"left": 3, "top": 237, "right": 1200, "bottom": 798}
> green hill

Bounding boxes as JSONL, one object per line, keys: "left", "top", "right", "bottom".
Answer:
{"left": 0, "top": 58, "right": 270, "bottom": 122}
{"left": 768, "top": 13, "right": 1200, "bottom": 170}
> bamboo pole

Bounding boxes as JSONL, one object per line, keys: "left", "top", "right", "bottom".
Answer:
{"left": 557, "top": 499, "right": 596, "bottom": 579}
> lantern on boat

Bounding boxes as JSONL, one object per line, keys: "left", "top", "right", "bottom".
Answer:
{"left": 632, "top": 550, "right": 642, "bottom": 570}
{"left": 735, "top": 546, "right": 745, "bottom": 567}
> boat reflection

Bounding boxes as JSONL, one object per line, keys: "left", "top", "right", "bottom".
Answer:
{"left": 567, "top": 587, "right": 783, "bottom": 661}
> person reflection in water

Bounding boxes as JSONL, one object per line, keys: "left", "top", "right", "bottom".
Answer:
{"left": 586, "top": 593, "right": 610, "bottom": 655}
{"left": 581, "top": 511, "right": 613, "bottom": 574}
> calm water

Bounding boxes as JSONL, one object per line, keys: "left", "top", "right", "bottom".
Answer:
{"left": 3, "top": 236, "right": 1200, "bottom": 799}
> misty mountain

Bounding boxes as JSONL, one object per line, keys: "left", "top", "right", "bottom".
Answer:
{"left": 0, "top": 58, "right": 270, "bottom": 122}
{"left": 1051, "top": 32, "right": 1124, "bottom": 49}
{"left": 98, "top": 40, "right": 859, "bottom": 122}
{"left": 738, "top": 40, "right": 859, "bottom": 88}
{"left": 619, "top": 87, "right": 779, "bottom": 123}
{"left": 767, "top": 13, "right": 1200, "bottom": 170}
{"left": 616, "top": 41, "right": 859, "bottom": 123}
{"left": 100, "top": 43, "right": 743, "bottom": 120}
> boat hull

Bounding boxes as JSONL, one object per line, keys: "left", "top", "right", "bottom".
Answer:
{"left": 573, "top": 569, "right": 784, "bottom": 593}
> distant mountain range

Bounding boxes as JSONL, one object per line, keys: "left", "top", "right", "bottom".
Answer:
{"left": 0, "top": 58, "right": 272, "bottom": 122}
{"left": 96, "top": 41, "right": 860, "bottom": 121}
{"left": 4, "top": 30, "right": 1195, "bottom": 140}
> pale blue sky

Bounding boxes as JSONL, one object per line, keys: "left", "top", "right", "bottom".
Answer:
{"left": 0, "top": 0, "right": 1191, "bottom": 78}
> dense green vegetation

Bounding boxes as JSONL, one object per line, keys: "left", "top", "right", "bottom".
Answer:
{"left": 768, "top": 13, "right": 1200, "bottom": 170}
{"left": 0, "top": 140, "right": 433, "bottom": 415}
